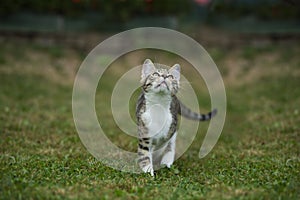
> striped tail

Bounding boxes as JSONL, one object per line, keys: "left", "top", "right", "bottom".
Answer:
{"left": 179, "top": 102, "right": 217, "bottom": 121}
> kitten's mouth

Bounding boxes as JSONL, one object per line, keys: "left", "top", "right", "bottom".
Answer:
{"left": 155, "top": 81, "right": 169, "bottom": 90}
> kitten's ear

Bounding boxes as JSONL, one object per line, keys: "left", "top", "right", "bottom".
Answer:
{"left": 169, "top": 64, "right": 180, "bottom": 81}
{"left": 141, "top": 59, "right": 156, "bottom": 82}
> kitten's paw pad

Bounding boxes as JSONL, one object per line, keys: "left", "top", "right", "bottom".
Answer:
{"left": 161, "top": 152, "right": 174, "bottom": 168}
{"left": 142, "top": 165, "right": 154, "bottom": 176}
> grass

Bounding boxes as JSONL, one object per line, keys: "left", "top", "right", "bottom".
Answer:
{"left": 0, "top": 36, "right": 299, "bottom": 199}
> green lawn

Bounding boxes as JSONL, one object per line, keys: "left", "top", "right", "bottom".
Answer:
{"left": 0, "top": 36, "right": 299, "bottom": 199}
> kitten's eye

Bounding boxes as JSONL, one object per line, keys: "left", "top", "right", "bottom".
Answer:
{"left": 152, "top": 72, "right": 160, "bottom": 77}
{"left": 167, "top": 74, "right": 174, "bottom": 79}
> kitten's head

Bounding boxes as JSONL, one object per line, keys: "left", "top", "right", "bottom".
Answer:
{"left": 141, "top": 59, "right": 180, "bottom": 95}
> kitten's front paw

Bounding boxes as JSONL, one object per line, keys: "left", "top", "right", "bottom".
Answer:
{"left": 141, "top": 112, "right": 151, "bottom": 126}
{"left": 142, "top": 165, "right": 154, "bottom": 176}
{"left": 161, "top": 152, "right": 174, "bottom": 168}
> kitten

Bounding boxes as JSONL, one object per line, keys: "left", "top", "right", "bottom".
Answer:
{"left": 136, "top": 59, "right": 217, "bottom": 176}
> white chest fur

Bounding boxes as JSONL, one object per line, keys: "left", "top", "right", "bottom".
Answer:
{"left": 142, "top": 94, "right": 172, "bottom": 139}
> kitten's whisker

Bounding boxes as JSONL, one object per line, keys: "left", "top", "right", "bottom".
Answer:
{"left": 177, "top": 81, "right": 192, "bottom": 92}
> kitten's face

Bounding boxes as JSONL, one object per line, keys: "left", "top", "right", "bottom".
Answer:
{"left": 141, "top": 59, "right": 180, "bottom": 95}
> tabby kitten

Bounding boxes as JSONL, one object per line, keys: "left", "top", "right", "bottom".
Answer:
{"left": 136, "top": 59, "right": 217, "bottom": 176}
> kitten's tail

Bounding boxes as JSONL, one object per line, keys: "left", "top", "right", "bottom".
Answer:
{"left": 179, "top": 102, "right": 217, "bottom": 121}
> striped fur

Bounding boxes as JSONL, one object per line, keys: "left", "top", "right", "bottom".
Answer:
{"left": 136, "top": 59, "right": 217, "bottom": 176}
{"left": 179, "top": 101, "right": 217, "bottom": 121}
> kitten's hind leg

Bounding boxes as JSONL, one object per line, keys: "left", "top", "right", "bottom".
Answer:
{"left": 161, "top": 132, "right": 177, "bottom": 168}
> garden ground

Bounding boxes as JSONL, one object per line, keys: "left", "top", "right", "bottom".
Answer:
{"left": 0, "top": 30, "right": 299, "bottom": 199}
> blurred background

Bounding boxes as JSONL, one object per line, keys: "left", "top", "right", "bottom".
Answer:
{"left": 1, "top": 0, "right": 299, "bottom": 199}
{"left": 0, "top": 0, "right": 299, "bottom": 44}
